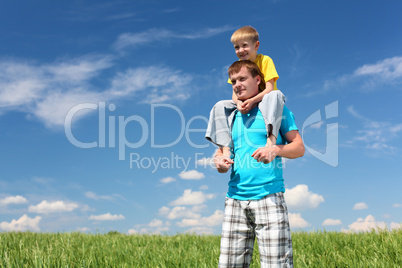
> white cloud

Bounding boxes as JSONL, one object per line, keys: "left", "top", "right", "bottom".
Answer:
{"left": 113, "top": 26, "right": 234, "bottom": 51}
{"left": 177, "top": 210, "right": 223, "bottom": 227}
{"left": 127, "top": 229, "right": 138, "bottom": 235}
{"left": 113, "top": 29, "right": 174, "bottom": 50}
{"left": 0, "top": 61, "right": 46, "bottom": 107}
{"left": 185, "top": 226, "right": 215, "bottom": 235}
{"left": 195, "top": 150, "right": 218, "bottom": 169}
{"left": 306, "top": 56, "right": 402, "bottom": 97}
{"left": 158, "top": 206, "right": 170, "bottom": 215}
{"left": 195, "top": 156, "right": 215, "bottom": 169}
{"left": 128, "top": 219, "right": 170, "bottom": 235}
{"left": 310, "top": 121, "right": 324, "bottom": 129}
{"left": 199, "top": 185, "right": 209, "bottom": 190}
{"left": 322, "top": 218, "right": 342, "bottom": 226}
{"left": 0, "top": 214, "right": 41, "bottom": 232}
{"left": 354, "top": 56, "right": 402, "bottom": 80}
{"left": 343, "top": 215, "right": 387, "bottom": 232}
{"left": 85, "top": 191, "right": 114, "bottom": 201}
{"left": 390, "top": 222, "right": 402, "bottom": 230}
{"left": 0, "top": 195, "right": 28, "bottom": 205}
{"left": 353, "top": 202, "right": 368, "bottom": 210}
{"left": 0, "top": 56, "right": 111, "bottom": 127}
{"left": 148, "top": 226, "right": 170, "bottom": 235}
{"left": 178, "top": 170, "right": 205, "bottom": 180}
{"left": 89, "top": 213, "right": 125, "bottom": 221}
{"left": 34, "top": 89, "right": 103, "bottom": 127}
{"left": 347, "top": 106, "right": 367, "bottom": 121}
{"left": 169, "top": 189, "right": 216, "bottom": 206}
{"left": 0, "top": 56, "right": 113, "bottom": 105}
{"left": 288, "top": 213, "right": 309, "bottom": 228}
{"left": 28, "top": 200, "right": 79, "bottom": 214}
{"left": 192, "top": 204, "right": 207, "bottom": 213}
{"left": 80, "top": 204, "right": 95, "bottom": 212}
{"left": 77, "top": 227, "right": 91, "bottom": 232}
{"left": 346, "top": 106, "right": 402, "bottom": 154}
{"left": 393, "top": 203, "right": 402, "bottom": 208}
{"left": 159, "top": 206, "right": 201, "bottom": 220}
{"left": 284, "top": 185, "right": 324, "bottom": 211}
{"left": 109, "top": 66, "right": 191, "bottom": 99}
{"left": 160, "top": 177, "right": 176, "bottom": 184}
{"left": 148, "top": 219, "right": 164, "bottom": 228}
{"left": 0, "top": 57, "right": 193, "bottom": 128}
{"left": 45, "top": 55, "right": 114, "bottom": 84}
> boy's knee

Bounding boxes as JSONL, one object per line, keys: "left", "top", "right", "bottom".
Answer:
{"left": 262, "top": 90, "right": 285, "bottom": 104}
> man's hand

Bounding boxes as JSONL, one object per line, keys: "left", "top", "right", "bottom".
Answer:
{"left": 251, "top": 146, "right": 279, "bottom": 164}
{"left": 237, "top": 99, "right": 257, "bottom": 114}
{"left": 214, "top": 155, "right": 234, "bottom": 173}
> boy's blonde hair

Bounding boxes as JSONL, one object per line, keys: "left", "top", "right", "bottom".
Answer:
{"left": 230, "top": 26, "right": 259, "bottom": 44}
{"left": 228, "top": 60, "right": 266, "bottom": 92}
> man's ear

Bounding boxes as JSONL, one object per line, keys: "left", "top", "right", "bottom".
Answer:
{"left": 255, "top": 75, "right": 261, "bottom": 85}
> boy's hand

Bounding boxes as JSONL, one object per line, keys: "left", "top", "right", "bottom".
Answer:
{"left": 251, "top": 146, "right": 279, "bottom": 164}
{"left": 214, "top": 155, "right": 234, "bottom": 173}
{"left": 236, "top": 100, "right": 246, "bottom": 113}
{"left": 237, "top": 99, "right": 257, "bottom": 114}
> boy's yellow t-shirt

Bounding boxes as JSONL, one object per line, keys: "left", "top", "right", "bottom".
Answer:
{"left": 228, "top": 54, "right": 279, "bottom": 90}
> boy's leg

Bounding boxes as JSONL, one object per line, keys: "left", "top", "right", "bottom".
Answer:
{"left": 253, "top": 192, "right": 293, "bottom": 268}
{"left": 258, "top": 91, "right": 285, "bottom": 141}
{"left": 219, "top": 197, "right": 256, "bottom": 268}
{"left": 206, "top": 100, "right": 237, "bottom": 148}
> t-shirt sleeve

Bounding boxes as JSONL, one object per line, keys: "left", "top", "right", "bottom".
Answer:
{"left": 280, "top": 105, "right": 298, "bottom": 136}
{"left": 259, "top": 55, "right": 279, "bottom": 83}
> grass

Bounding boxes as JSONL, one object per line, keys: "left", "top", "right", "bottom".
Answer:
{"left": 0, "top": 229, "right": 401, "bottom": 267}
{"left": 293, "top": 229, "right": 402, "bottom": 267}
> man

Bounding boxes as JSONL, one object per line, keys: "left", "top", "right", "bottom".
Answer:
{"left": 206, "top": 60, "right": 305, "bottom": 267}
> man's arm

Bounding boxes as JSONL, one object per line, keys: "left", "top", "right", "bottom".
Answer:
{"left": 251, "top": 130, "right": 305, "bottom": 164}
{"left": 214, "top": 147, "right": 234, "bottom": 173}
{"left": 276, "top": 130, "right": 305, "bottom": 158}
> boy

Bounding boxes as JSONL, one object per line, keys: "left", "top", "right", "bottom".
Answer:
{"left": 208, "top": 60, "right": 305, "bottom": 267}
{"left": 230, "top": 26, "right": 281, "bottom": 113}
{"left": 206, "top": 26, "right": 285, "bottom": 157}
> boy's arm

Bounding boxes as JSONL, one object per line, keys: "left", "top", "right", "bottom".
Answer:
{"left": 214, "top": 147, "right": 234, "bottom": 173}
{"left": 237, "top": 78, "right": 274, "bottom": 114}
{"left": 232, "top": 90, "right": 238, "bottom": 103}
{"left": 251, "top": 130, "right": 305, "bottom": 164}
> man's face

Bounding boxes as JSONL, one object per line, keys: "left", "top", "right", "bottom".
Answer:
{"left": 230, "top": 66, "right": 260, "bottom": 101}
{"left": 233, "top": 39, "right": 259, "bottom": 62}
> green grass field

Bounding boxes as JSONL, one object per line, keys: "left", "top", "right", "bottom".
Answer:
{"left": 0, "top": 229, "right": 401, "bottom": 267}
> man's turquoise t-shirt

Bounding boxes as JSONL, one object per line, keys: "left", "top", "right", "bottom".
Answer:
{"left": 228, "top": 105, "right": 298, "bottom": 200}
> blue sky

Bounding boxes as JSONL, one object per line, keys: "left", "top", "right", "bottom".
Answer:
{"left": 1, "top": 0, "right": 401, "bottom": 234}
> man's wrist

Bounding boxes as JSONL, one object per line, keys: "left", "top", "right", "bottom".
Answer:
{"left": 264, "top": 144, "right": 279, "bottom": 152}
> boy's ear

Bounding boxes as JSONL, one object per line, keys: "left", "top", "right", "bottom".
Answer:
{"left": 254, "top": 41, "right": 260, "bottom": 50}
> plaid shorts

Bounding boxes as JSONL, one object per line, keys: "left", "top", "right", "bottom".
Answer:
{"left": 219, "top": 192, "right": 293, "bottom": 268}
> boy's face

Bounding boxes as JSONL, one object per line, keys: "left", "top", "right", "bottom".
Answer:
{"left": 233, "top": 39, "right": 259, "bottom": 62}
{"left": 230, "top": 66, "right": 260, "bottom": 101}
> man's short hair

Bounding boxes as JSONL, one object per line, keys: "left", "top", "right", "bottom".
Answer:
{"left": 231, "top": 26, "right": 259, "bottom": 44}
{"left": 228, "top": 60, "right": 266, "bottom": 92}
